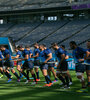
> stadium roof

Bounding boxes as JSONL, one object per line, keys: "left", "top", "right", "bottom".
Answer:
{"left": 0, "top": 0, "right": 89, "bottom": 12}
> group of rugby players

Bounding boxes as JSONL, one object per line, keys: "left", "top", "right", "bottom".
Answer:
{"left": 0, "top": 40, "right": 90, "bottom": 92}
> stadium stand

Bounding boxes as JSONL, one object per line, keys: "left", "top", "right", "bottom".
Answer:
{"left": 0, "top": 19, "right": 90, "bottom": 49}
{"left": 0, "top": 23, "right": 14, "bottom": 36}
{"left": 39, "top": 19, "right": 90, "bottom": 48}
{"left": 2, "top": 22, "right": 42, "bottom": 42}
{"left": 16, "top": 21, "right": 68, "bottom": 45}
{"left": 60, "top": 25, "right": 90, "bottom": 49}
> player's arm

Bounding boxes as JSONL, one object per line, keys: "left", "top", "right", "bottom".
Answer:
{"left": 21, "top": 54, "right": 29, "bottom": 61}
{"left": 0, "top": 58, "right": 2, "bottom": 61}
{"left": 78, "top": 48, "right": 87, "bottom": 62}
{"left": 32, "top": 53, "right": 39, "bottom": 58}
{"left": 44, "top": 53, "right": 52, "bottom": 63}
{"left": 84, "top": 51, "right": 90, "bottom": 60}
{"left": 12, "top": 55, "right": 19, "bottom": 59}
{"left": 5, "top": 54, "right": 10, "bottom": 60}
{"left": 30, "top": 53, "right": 33, "bottom": 58}
{"left": 65, "top": 55, "right": 69, "bottom": 60}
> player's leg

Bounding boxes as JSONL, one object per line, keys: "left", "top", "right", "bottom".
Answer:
{"left": 0, "top": 66, "right": 4, "bottom": 78}
{"left": 11, "top": 68, "right": 20, "bottom": 81}
{"left": 51, "top": 67, "right": 58, "bottom": 82}
{"left": 42, "top": 64, "right": 52, "bottom": 86}
{"left": 29, "top": 61, "right": 37, "bottom": 84}
{"left": 76, "top": 63, "right": 88, "bottom": 92}
{"left": 47, "top": 67, "right": 51, "bottom": 77}
{"left": 34, "top": 67, "right": 40, "bottom": 81}
{"left": 17, "top": 63, "right": 23, "bottom": 78}
{"left": 76, "top": 64, "right": 86, "bottom": 88}
{"left": 60, "top": 60, "right": 70, "bottom": 88}
{"left": 3, "top": 61, "right": 12, "bottom": 81}
{"left": 34, "top": 60, "right": 40, "bottom": 81}
{"left": 56, "top": 70, "right": 66, "bottom": 87}
{"left": 0, "top": 60, "right": 4, "bottom": 77}
{"left": 86, "top": 65, "right": 90, "bottom": 87}
{"left": 21, "top": 62, "right": 30, "bottom": 83}
{"left": 9, "top": 61, "right": 20, "bottom": 81}
{"left": 67, "top": 70, "right": 72, "bottom": 85}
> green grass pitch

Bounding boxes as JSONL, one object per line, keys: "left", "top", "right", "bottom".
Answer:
{"left": 0, "top": 68, "right": 90, "bottom": 100}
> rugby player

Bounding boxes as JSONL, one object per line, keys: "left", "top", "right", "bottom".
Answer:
{"left": 43, "top": 44, "right": 58, "bottom": 83}
{"left": 60, "top": 45, "right": 72, "bottom": 85}
{"left": 39, "top": 44, "right": 53, "bottom": 87}
{"left": 12, "top": 46, "right": 23, "bottom": 78}
{"left": 86, "top": 41, "right": 90, "bottom": 87}
{"left": 19, "top": 45, "right": 37, "bottom": 84}
{"left": 0, "top": 50, "right": 4, "bottom": 78}
{"left": 1, "top": 46, "right": 20, "bottom": 82}
{"left": 32, "top": 43, "right": 40, "bottom": 81}
{"left": 52, "top": 43, "right": 70, "bottom": 89}
{"left": 69, "top": 41, "right": 89, "bottom": 92}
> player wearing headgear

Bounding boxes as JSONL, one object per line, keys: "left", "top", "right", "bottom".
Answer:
{"left": 86, "top": 41, "right": 90, "bottom": 87}
{"left": 43, "top": 44, "right": 58, "bottom": 83}
{"left": 19, "top": 45, "right": 37, "bottom": 84}
{"left": 60, "top": 45, "right": 72, "bottom": 85}
{"left": 1, "top": 46, "right": 20, "bottom": 82}
{"left": 69, "top": 41, "right": 89, "bottom": 92}
{"left": 32, "top": 43, "right": 40, "bottom": 81}
{"left": 12, "top": 46, "right": 23, "bottom": 78}
{"left": 52, "top": 43, "right": 70, "bottom": 89}
{"left": 39, "top": 44, "right": 53, "bottom": 87}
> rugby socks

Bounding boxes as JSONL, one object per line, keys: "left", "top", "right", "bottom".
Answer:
{"left": 47, "top": 75, "right": 52, "bottom": 83}
{"left": 22, "top": 72, "right": 29, "bottom": 80}
{"left": 65, "top": 76, "right": 69, "bottom": 87}
{"left": 32, "top": 74, "right": 37, "bottom": 82}
{"left": 14, "top": 72, "right": 20, "bottom": 79}
{"left": 27, "top": 70, "right": 29, "bottom": 78}
{"left": 69, "top": 77, "right": 72, "bottom": 82}
{"left": 55, "top": 78, "right": 58, "bottom": 81}
{"left": 58, "top": 75, "right": 66, "bottom": 85}
{"left": 45, "top": 76, "right": 49, "bottom": 84}
{"left": 5, "top": 72, "right": 11, "bottom": 79}
{"left": 20, "top": 73, "right": 23, "bottom": 77}
{"left": 36, "top": 71, "right": 39, "bottom": 79}
{"left": 0, "top": 71, "right": 4, "bottom": 75}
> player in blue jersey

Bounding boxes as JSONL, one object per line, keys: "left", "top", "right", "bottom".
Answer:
{"left": 52, "top": 43, "right": 70, "bottom": 89}
{"left": 39, "top": 44, "right": 53, "bottom": 87}
{"left": 32, "top": 43, "right": 40, "bottom": 81}
{"left": 19, "top": 45, "right": 37, "bottom": 84}
{"left": 12, "top": 46, "right": 23, "bottom": 78}
{"left": 86, "top": 41, "right": 90, "bottom": 87}
{"left": 69, "top": 41, "right": 89, "bottom": 92}
{"left": 0, "top": 46, "right": 20, "bottom": 82}
{"left": 0, "top": 50, "right": 4, "bottom": 78}
{"left": 60, "top": 45, "right": 72, "bottom": 85}
{"left": 25, "top": 45, "right": 33, "bottom": 80}
{"left": 43, "top": 44, "right": 58, "bottom": 83}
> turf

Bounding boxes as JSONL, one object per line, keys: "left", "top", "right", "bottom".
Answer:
{"left": 0, "top": 69, "right": 90, "bottom": 100}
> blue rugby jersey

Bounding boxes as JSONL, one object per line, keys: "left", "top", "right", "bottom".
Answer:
{"left": 33, "top": 48, "right": 40, "bottom": 61}
{"left": 22, "top": 49, "right": 30, "bottom": 61}
{"left": 40, "top": 50, "right": 45, "bottom": 63}
{"left": 86, "top": 49, "right": 90, "bottom": 63}
{"left": 0, "top": 51, "right": 3, "bottom": 60}
{"left": 72, "top": 47, "right": 86, "bottom": 63}
{"left": 55, "top": 48, "right": 65, "bottom": 62}
{"left": 2, "top": 49, "right": 12, "bottom": 60}
{"left": 44, "top": 48, "right": 54, "bottom": 62}
{"left": 16, "top": 50, "right": 22, "bottom": 59}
